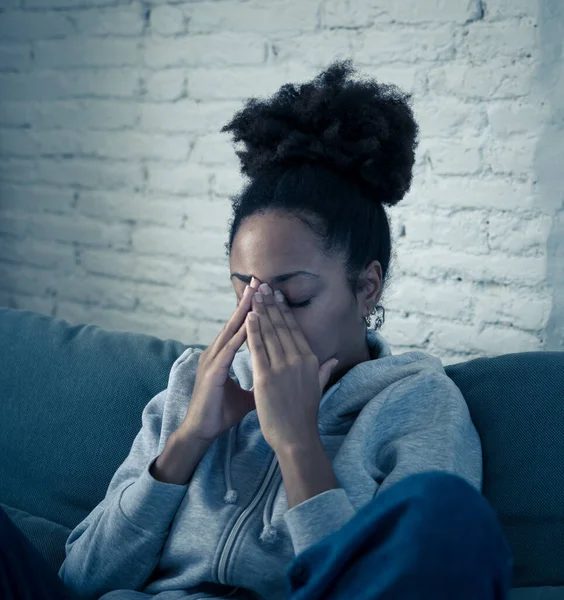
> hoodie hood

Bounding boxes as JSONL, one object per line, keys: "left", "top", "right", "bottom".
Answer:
{"left": 224, "top": 328, "right": 444, "bottom": 544}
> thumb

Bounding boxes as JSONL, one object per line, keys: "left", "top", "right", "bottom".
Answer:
{"left": 318, "top": 358, "right": 339, "bottom": 392}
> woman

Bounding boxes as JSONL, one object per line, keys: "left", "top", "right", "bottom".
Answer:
{"left": 0, "top": 59, "right": 512, "bottom": 600}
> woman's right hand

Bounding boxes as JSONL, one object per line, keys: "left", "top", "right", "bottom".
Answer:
{"left": 178, "top": 278, "right": 260, "bottom": 443}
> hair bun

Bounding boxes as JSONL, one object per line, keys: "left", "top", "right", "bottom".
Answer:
{"left": 221, "top": 58, "right": 419, "bottom": 207}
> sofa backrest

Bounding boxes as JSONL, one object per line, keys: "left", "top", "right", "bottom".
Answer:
{"left": 1, "top": 307, "right": 563, "bottom": 588}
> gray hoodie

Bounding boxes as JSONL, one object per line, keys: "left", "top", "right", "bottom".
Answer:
{"left": 58, "top": 328, "right": 482, "bottom": 600}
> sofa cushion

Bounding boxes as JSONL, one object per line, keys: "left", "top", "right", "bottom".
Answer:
{"left": 0, "top": 306, "right": 204, "bottom": 572}
{"left": 445, "top": 351, "right": 564, "bottom": 588}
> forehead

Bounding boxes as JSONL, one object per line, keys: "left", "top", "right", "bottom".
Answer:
{"left": 230, "top": 212, "right": 328, "bottom": 276}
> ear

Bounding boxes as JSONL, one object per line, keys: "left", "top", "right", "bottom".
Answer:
{"left": 360, "top": 260, "right": 383, "bottom": 314}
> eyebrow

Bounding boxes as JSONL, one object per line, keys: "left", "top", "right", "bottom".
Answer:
{"left": 230, "top": 271, "right": 320, "bottom": 284}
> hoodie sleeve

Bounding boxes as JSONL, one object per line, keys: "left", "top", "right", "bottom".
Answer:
{"left": 58, "top": 352, "right": 196, "bottom": 600}
{"left": 283, "top": 369, "right": 482, "bottom": 556}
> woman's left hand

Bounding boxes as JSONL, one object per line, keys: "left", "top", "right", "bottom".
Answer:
{"left": 245, "top": 283, "right": 339, "bottom": 453}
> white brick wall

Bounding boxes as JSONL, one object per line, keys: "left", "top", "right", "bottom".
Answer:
{"left": 0, "top": 0, "right": 562, "bottom": 364}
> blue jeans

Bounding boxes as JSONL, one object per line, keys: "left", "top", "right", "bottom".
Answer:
{"left": 0, "top": 471, "right": 512, "bottom": 600}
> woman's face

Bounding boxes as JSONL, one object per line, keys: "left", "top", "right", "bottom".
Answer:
{"left": 229, "top": 211, "right": 382, "bottom": 382}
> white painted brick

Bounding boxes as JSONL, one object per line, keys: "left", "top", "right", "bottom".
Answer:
{"left": 183, "top": 196, "right": 233, "bottom": 230}
{"left": 0, "top": 11, "right": 74, "bottom": 40}
{"left": 52, "top": 272, "right": 137, "bottom": 310}
{"left": 378, "top": 311, "right": 433, "bottom": 346}
{"left": 190, "top": 133, "right": 240, "bottom": 166}
{"left": 142, "top": 69, "right": 186, "bottom": 101}
{"left": 425, "top": 139, "right": 482, "bottom": 176}
{"left": 395, "top": 246, "right": 547, "bottom": 287}
{"left": 385, "top": 276, "right": 473, "bottom": 320}
{"left": 433, "top": 321, "right": 541, "bottom": 355}
{"left": 34, "top": 158, "right": 142, "bottom": 190}
{"left": 143, "top": 34, "right": 265, "bottom": 69}
{"left": 24, "top": 0, "right": 131, "bottom": 8}
{"left": 269, "top": 31, "right": 354, "bottom": 66}
{"left": 459, "top": 20, "right": 538, "bottom": 63}
{"left": 0, "top": 235, "right": 75, "bottom": 270}
{"left": 34, "top": 39, "right": 139, "bottom": 68}
{"left": 0, "top": 211, "right": 35, "bottom": 236}
{"left": 400, "top": 210, "right": 488, "bottom": 252}
{"left": 72, "top": 6, "right": 145, "bottom": 36}
{"left": 384, "top": 0, "right": 483, "bottom": 23}
{"left": 9, "top": 294, "right": 55, "bottom": 316}
{"left": 151, "top": 5, "right": 187, "bottom": 36}
{"left": 80, "top": 249, "right": 185, "bottom": 284}
{"left": 370, "top": 65, "right": 418, "bottom": 93}
{"left": 484, "top": 0, "right": 540, "bottom": 20}
{"left": 424, "top": 177, "right": 538, "bottom": 212}
{"left": 487, "top": 101, "right": 549, "bottom": 137}
{"left": 473, "top": 284, "right": 552, "bottom": 331}
{"left": 0, "top": 43, "right": 31, "bottom": 71}
{"left": 0, "top": 100, "right": 138, "bottom": 130}
{"left": 482, "top": 137, "right": 536, "bottom": 180}
{"left": 0, "top": 158, "right": 39, "bottom": 184}
{"left": 0, "top": 183, "right": 74, "bottom": 213}
{"left": 185, "top": 0, "right": 318, "bottom": 34}
{"left": 77, "top": 190, "right": 184, "bottom": 226}
{"left": 487, "top": 211, "right": 553, "bottom": 255}
{"left": 139, "top": 100, "right": 239, "bottom": 134}
{"left": 188, "top": 64, "right": 316, "bottom": 101}
{"left": 0, "top": 262, "right": 54, "bottom": 296}
{"left": 0, "top": 70, "right": 139, "bottom": 101}
{"left": 427, "top": 58, "right": 535, "bottom": 99}
{"left": 211, "top": 167, "right": 245, "bottom": 198}
{"left": 321, "top": 0, "right": 379, "bottom": 29}
{"left": 131, "top": 225, "right": 225, "bottom": 259}
{"left": 415, "top": 98, "right": 487, "bottom": 138}
{"left": 148, "top": 163, "right": 211, "bottom": 196}
{"left": 353, "top": 26, "right": 455, "bottom": 64}
{"left": 25, "top": 212, "right": 130, "bottom": 247}
{"left": 0, "top": 129, "right": 190, "bottom": 161}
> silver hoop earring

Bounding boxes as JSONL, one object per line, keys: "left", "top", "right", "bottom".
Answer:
{"left": 364, "top": 304, "right": 385, "bottom": 330}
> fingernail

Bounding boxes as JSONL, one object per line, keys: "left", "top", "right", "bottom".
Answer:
{"left": 274, "top": 290, "right": 284, "bottom": 302}
{"left": 250, "top": 277, "right": 258, "bottom": 288}
{"left": 254, "top": 292, "right": 264, "bottom": 303}
{"left": 259, "top": 283, "right": 271, "bottom": 295}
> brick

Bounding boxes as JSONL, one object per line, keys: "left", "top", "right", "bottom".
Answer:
{"left": 190, "top": 133, "right": 241, "bottom": 166}
{"left": 384, "top": 0, "right": 483, "bottom": 23}
{"left": 143, "top": 34, "right": 264, "bottom": 69}
{"left": 394, "top": 245, "right": 547, "bottom": 287}
{"left": 9, "top": 294, "right": 55, "bottom": 316}
{"left": 0, "top": 183, "right": 74, "bottom": 213}
{"left": 25, "top": 212, "right": 130, "bottom": 247}
{"left": 34, "top": 38, "right": 139, "bottom": 68}
{"left": 459, "top": 20, "right": 538, "bottom": 63}
{"left": 80, "top": 248, "right": 185, "bottom": 284}
{"left": 487, "top": 101, "right": 549, "bottom": 137}
{"left": 473, "top": 284, "right": 552, "bottom": 331}
{"left": 321, "top": 0, "right": 380, "bottom": 29}
{"left": 0, "top": 43, "right": 32, "bottom": 71}
{"left": 425, "top": 139, "right": 482, "bottom": 175}
{"left": 0, "top": 158, "right": 39, "bottom": 184}
{"left": 131, "top": 225, "right": 225, "bottom": 259}
{"left": 483, "top": 0, "right": 540, "bottom": 20}
{"left": 34, "top": 158, "right": 142, "bottom": 190}
{"left": 211, "top": 167, "right": 245, "bottom": 198}
{"left": 150, "top": 5, "right": 187, "bottom": 36}
{"left": 182, "top": 196, "right": 233, "bottom": 230}
{"left": 427, "top": 58, "right": 535, "bottom": 99}
{"left": 72, "top": 6, "right": 145, "bottom": 36}
{"left": 269, "top": 31, "right": 354, "bottom": 66}
{"left": 0, "top": 262, "right": 55, "bottom": 296}
{"left": 377, "top": 311, "right": 433, "bottom": 346}
{"left": 148, "top": 163, "right": 211, "bottom": 196}
{"left": 415, "top": 98, "right": 487, "bottom": 138}
{"left": 424, "top": 177, "right": 538, "bottom": 212}
{"left": 0, "top": 11, "right": 74, "bottom": 40}
{"left": 186, "top": 0, "right": 318, "bottom": 34}
{"left": 52, "top": 272, "right": 137, "bottom": 310}
{"left": 0, "top": 235, "right": 74, "bottom": 270}
{"left": 354, "top": 26, "right": 455, "bottom": 64}
{"left": 487, "top": 211, "right": 552, "bottom": 255}
{"left": 482, "top": 137, "right": 536, "bottom": 180}
{"left": 23, "top": 0, "right": 131, "bottom": 8}
{"left": 0, "top": 100, "right": 139, "bottom": 130}
{"left": 142, "top": 69, "right": 186, "bottom": 101}
{"left": 139, "top": 100, "right": 239, "bottom": 134}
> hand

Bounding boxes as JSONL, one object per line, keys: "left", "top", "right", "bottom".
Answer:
{"left": 178, "top": 278, "right": 261, "bottom": 443}
{"left": 245, "top": 282, "right": 339, "bottom": 453}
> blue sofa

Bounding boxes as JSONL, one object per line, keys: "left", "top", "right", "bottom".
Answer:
{"left": 1, "top": 306, "right": 563, "bottom": 599}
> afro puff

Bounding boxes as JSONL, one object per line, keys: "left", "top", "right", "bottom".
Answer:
{"left": 220, "top": 58, "right": 419, "bottom": 207}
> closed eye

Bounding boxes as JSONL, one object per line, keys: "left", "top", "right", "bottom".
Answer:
{"left": 286, "top": 299, "right": 312, "bottom": 308}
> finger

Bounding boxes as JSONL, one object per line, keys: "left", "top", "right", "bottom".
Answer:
{"left": 260, "top": 286, "right": 300, "bottom": 358}
{"left": 252, "top": 291, "right": 286, "bottom": 364}
{"left": 214, "top": 313, "right": 249, "bottom": 371}
{"left": 246, "top": 312, "right": 270, "bottom": 374}
{"left": 209, "top": 282, "right": 258, "bottom": 360}
{"left": 272, "top": 289, "right": 313, "bottom": 356}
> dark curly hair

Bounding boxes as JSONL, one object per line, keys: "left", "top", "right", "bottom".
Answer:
{"left": 221, "top": 58, "right": 419, "bottom": 330}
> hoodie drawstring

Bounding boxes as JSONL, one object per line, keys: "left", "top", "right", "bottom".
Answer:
{"left": 223, "top": 422, "right": 282, "bottom": 544}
